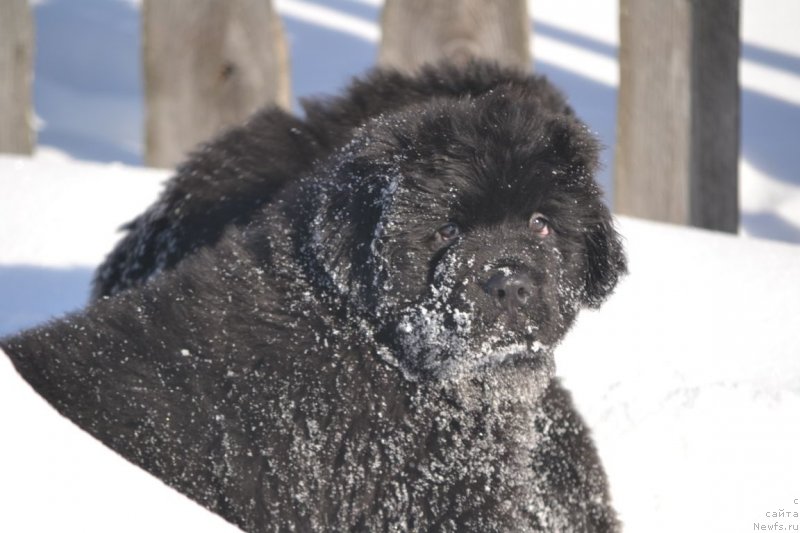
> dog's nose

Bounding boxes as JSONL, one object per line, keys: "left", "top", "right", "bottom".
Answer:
{"left": 485, "top": 272, "right": 533, "bottom": 311}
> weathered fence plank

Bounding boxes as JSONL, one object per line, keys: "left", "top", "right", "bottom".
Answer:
{"left": 143, "top": 0, "right": 290, "bottom": 168}
{"left": 379, "top": 0, "right": 531, "bottom": 73}
{"left": 0, "top": 0, "right": 35, "bottom": 155}
{"left": 615, "top": 0, "right": 740, "bottom": 232}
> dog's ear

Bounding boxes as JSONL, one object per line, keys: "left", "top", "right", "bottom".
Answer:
{"left": 582, "top": 209, "right": 627, "bottom": 308}
{"left": 299, "top": 153, "right": 401, "bottom": 315}
{"left": 549, "top": 118, "right": 626, "bottom": 308}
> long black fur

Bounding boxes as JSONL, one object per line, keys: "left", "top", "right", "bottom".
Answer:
{"left": 3, "top": 62, "right": 625, "bottom": 532}
{"left": 92, "top": 62, "right": 577, "bottom": 300}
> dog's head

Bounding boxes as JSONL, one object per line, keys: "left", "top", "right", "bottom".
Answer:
{"left": 298, "top": 86, "right": 626, "bottom": 384}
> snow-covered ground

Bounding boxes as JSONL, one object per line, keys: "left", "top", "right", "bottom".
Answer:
{"left": 1, "top": 0, "right": 799, "bottom": 531}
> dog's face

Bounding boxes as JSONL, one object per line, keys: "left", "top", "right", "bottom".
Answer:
{"left": 301, "top": 91, "right": 625, "bottom": 383}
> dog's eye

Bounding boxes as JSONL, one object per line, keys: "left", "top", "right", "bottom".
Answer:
{"left": 436, "top": 223, "right": 460, "bottom": 242}
{"left": 529, "top": 213, "right": 550, "bottom": 236}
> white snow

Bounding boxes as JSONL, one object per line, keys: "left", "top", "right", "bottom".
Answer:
{"left": 1, "top": 0, "right": 799, "bottom": 532}
{"left": 0, "top": 148, "right": 166, "bottom": 268}
{"left": 558, "top": 218, "right": 800, "bottom": 532}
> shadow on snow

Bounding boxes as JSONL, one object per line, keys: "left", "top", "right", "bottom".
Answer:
{"left": 0, "top": 266, "right": 94, "bottom": 337}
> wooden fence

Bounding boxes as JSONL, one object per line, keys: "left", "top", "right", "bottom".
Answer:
{"left": 0, "top": 0, "right": 740, "bottom": 233}
{"left": 0, "top": 0, "right": 34, "bottom": 154}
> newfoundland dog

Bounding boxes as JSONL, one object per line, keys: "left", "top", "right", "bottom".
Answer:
{"left": 2, "top": 62, "right": 625, "bottom": 532}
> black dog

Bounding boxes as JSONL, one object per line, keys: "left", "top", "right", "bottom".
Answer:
{"left": 2, "top": 63, "right": 625, "bottom": 532}
{"left": 92, "top": 62, "right": 576, "bottom": 300}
